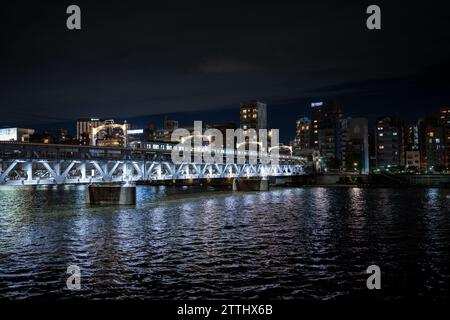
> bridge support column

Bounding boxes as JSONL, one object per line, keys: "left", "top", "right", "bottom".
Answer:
{"left": 87, "top": 183, "right": 136, "bottom": 205}
{"left": 232, "top": 177, "right": 269, "bottom": 192}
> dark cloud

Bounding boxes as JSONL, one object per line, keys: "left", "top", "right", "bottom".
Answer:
{"left": 198, "top": 57, "right": 259, "bottom": 74}
{"left": 0, "top": 0, "right": 449, "bottom": 130}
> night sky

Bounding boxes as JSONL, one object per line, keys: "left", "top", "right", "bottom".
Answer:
{"left": 1, "top": 0, "right": 450, "bottom": 142}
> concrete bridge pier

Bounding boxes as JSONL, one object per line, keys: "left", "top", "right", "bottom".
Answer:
{"left": 232, "top": 177, "right": 269, "bottom": 192}
{"left": 87, "top": 182, "right": 136, "bottom": 205}
{"left": 273, "top": 176, "right": 291, "bottom": 186}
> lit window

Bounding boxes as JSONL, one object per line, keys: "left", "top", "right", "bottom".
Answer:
{"left": 379, "top": 133, "right": 383, "bottom": 137}
{"left": 392, "top": 132, "right": 397, "bottom": 136}
{"left": 379, "top": 145, "right": 384, "bottom": 149}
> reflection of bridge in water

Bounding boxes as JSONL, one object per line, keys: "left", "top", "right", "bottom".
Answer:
{"left": 0, "top": 142, "right": 307, "bottom": 186}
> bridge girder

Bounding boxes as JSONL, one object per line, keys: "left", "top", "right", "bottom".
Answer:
{"left": 0, "top": 159, "right": 304, "bottom": 186}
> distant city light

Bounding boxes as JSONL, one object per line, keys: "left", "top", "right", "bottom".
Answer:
{"left": 311, "top": 102, "right": 323, "bottom": 107}
{"left": 127, "top": 129, "right": 144, "bottom": 134}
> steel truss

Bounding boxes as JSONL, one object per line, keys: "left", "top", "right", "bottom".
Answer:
{"left": 0, "top": 159, "right": 304, "bottom": 186}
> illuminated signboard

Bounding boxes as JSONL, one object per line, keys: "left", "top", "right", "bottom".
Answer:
{"left": 127, "top": 129, "right": 144, "bottom": 135}
{"left": 311, "top": 102, "right": 323, "bottom": 107}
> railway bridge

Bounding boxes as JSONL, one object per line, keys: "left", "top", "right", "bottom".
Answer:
{"left": 0, "top": 141, "right": 307, "bottom": 186}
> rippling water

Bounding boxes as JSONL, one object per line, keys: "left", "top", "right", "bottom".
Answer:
{"left": 0, "top": 185, "right": 449, "bottom": 300}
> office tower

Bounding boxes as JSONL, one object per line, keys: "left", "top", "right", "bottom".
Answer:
{"left": 310, "top": 101, "right": 343, "bottom": 163}
{"left": 341, "top": 117, "right": 369, "bottom": 174}
{"left": 375, "top": 116, "right": 404, "bottom": 170}
{"left": 240, "top": 100, "right": 267, "bottom": 130}
{"left": 76, "top": 118, "right": 103, "bottom": 140}
{"left": 439, "top": 107, "right": 450, "bottom": 169}
{"left": 404, "top": 123, "right": 421, "bottom": 170}
{"left": 295, "top": 117, "right": 311, "bottom": 150}
{"left": 419, "top": 110, "right": 446, "bottom": 172}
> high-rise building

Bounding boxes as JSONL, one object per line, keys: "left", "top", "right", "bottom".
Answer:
{"left": 240, "top": 100, "right": 267, "bottom": 130}
{"left": 341, "top": 117, "right": 369, "bottom": 174}
{"left": 76, "top": 118, "right": 103, "bottom": 140}
{"left": 423, "top": 126, "right": 445, "bottom": 171}
{"left": 404, "top": 123, "right": 421, "bottom": 171}
{"left": 294, "top": 117, "right": 311, "bottom": 150}
{"left": 419, "top": 111, "right": 446, "bottom": 172}
{"left": 310, "top": 101, "right": 343, "bottom": 163}
{"left": 417, "top": 118, "right": 428, "bottom": 172}
{"left": 375, "top": 116, "right": 404, "bottom": 170}
{"left": 439, "top": 107, "right": 450, "bottom": 169}
{"left": 404, "top": 124, "right": 420, "bottom": 151}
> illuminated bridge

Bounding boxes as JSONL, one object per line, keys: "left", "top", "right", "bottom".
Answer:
{"left": 0, "top": 142, "right": 307, "bottom": 186}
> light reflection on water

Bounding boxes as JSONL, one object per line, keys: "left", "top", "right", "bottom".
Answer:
{"left": 0, "top": 185, "right": 449, "bottom": 300}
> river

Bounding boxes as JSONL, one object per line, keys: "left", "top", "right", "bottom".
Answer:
{"left": 0, "top": 185, "right": 449, "bottom": 300}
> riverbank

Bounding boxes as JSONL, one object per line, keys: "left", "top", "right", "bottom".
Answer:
{"left": 136, "top": 174, "right": 450, "bottom": 188}
{"left": 283, "top": 173, "right": 450, "bottom": 188}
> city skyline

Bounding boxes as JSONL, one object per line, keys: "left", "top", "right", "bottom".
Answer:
{"left": 1, "top": 98, "right": 447, "bottom": 144}
{"left": 1, "top": 100, "right": 448, "bottom": 174}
